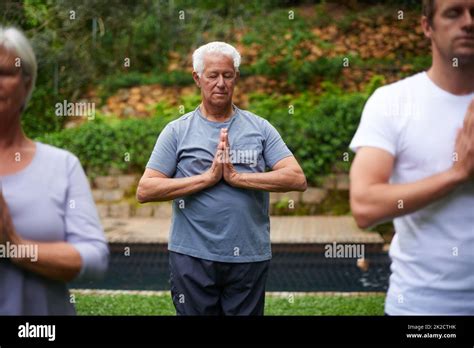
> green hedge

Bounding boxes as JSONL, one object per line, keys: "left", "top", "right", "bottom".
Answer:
{"left": 21, "top": 86, "right": 65, "bottom": 138}
{"left": 248, "top": 90, "right": 368, "bottom": 184}
{"left": 36, "top": 83, "right": 375, "bottom": 184}
{"left": 37, "top": 103, "right": 178, "bottom": 178}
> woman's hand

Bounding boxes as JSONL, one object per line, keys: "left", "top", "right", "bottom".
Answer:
{"left": 0, "top": 190, "right": 22, "bottom": 245}
{"left": 1, "top": 189, "right": 84, "bottom": 281}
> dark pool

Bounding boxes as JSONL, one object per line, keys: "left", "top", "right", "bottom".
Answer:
{"left": 71, "top": 244, "right": 391, "bottom": 292}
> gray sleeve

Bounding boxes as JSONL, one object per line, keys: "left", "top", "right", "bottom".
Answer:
{"left": 262, "top": 119, "right": 293, "bottom": 169}
{"left": 65, "top": 155, "right": 109, "bottom": 281}
{"left": 146, "top": 124, "right": 178, "bottom": 177}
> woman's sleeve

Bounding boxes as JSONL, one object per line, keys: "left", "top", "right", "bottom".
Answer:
{"left": 64, "top": 154, "right": 110, "bottom": 281}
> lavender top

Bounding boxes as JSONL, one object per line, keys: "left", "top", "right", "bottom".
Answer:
{"left": 0, "top": 142, "right": 109, "bottom": 315}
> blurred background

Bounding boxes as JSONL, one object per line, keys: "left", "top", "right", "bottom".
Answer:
{"left": 2, "top": 0, "right": 429, "bottom": 315}
{"left": 2, "top": 0, "right": 427, "bottom": 180}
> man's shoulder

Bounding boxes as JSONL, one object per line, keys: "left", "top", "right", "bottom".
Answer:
{"left": 236, "top": 107, "right": 269, "bottom": 127}
{"left": 171, "top": 109, "right": 197, "bottom": 124}
{"left": 373, "top": 72, "right": 426, "bottom": 97}
{"left": 163, "top": 109, "right": 198, "bottom": 133}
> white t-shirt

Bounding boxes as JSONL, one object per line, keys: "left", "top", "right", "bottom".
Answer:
{"left": 350, "top": 72, "right": 474, "bottom": 315}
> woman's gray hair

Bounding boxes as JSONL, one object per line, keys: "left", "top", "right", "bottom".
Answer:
{"left": 0, "top": 26, "right": 37, "bottom": 110}
{"left": 192, "top": 41, "right": 241, "bottom": 77}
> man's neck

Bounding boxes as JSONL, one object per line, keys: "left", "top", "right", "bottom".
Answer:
{"left": 427, "top": 52, "right": 474, "bottom": 95}
{"left": 200, "top": 102, "right": 234, "bottom": 122}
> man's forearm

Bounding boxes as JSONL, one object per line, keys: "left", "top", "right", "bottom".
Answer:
{"left": 232, "top": 168, "right": 307, "bottom": 192}
{"left": 352, "top": 168, "right": 467, "bottom": 228}
{"left": 137, "top": 174, "right": 212, "bottom": 203}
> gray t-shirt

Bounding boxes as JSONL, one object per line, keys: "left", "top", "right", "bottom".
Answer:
{"left": 0, "top": 142, "right": 109, "bottom": 315}
{"left": 146, "top": 106, "right": 292, "bottom": 262}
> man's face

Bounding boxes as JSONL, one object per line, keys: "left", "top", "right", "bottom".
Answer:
{"left": 0, "top": 46, "right": 29, "bottom": 118}
{"left": 423, "top": 0, "right": 474, "bottom": 64}
{"left": 193, "top": 53, "right": 238, "bottom": 108}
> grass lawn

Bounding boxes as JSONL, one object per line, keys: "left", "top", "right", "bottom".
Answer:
{"left": 73, "top": 292, "right": 386, "bottom": 316}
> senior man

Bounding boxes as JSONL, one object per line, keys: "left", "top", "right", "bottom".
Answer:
{"left": 137, "top": 42, "right": 306, "bottom": 315}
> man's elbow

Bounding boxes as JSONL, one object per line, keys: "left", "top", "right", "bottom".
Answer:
{"left": 296, "top": 174, "right": 307, "bottom": 192}
{"left": 290, "top": 168, "right": 307, "bottom": 192}
{"left": 136, "top": 182, "right": 149, "bottom": 204}
{"left": 353, "top": 212, "right": 372, "bottom": 230}
{"left": 351, "top": 201, "right": 374, "bottom": 229}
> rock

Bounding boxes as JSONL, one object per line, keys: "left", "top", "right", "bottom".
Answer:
{"left": 301, "top": 187, "right": 328, "bottom": 204}
{"left": 336, "top": 174, "right": 350, "bottom": 190}
{"left": 116, "top": 89, "right": 130, "bottom": 100}
{"left": 92, "top": 190, "right": 104, "bottom": 201}
{"left": 94, "top": 176, "right": 118, "bottom": 190}
{"left": 270, "top": 192, "right": 282, "bottom": 204}
{"left": 153, "top": 203, "right": 172, "bottom": 218}
{"left": 269, "top": 204, "right": 276, "bottom": 215}
{"left": 278, "top": 192, "right": 301, "bottom": 203}
{"left": 117, "top": 175, "right": 139, "bottom": 190}
{"left": 322, "top": 175, "right": 337, "bottom": 190}
{"left": 130, "top": 87, "right": 141, "bottom": 95}
{"left": 102, "top": 189, "right": 124, "bottom": 202}
{"left": 270, "top": 191, "right": 301, "bottom": 205}
{"left": 109, "top": 203, "right": 131, "bottom": 218}
{"left": 108, "top": 167, "right": 122, "bottom": 176}
{"left": 123, "top": 106, "right": 135, "bottom": 116}
{"left": 135, "top": 205, "right": 154, "bottom": 218}
{"left": 96, "top": 204, "right": 109, "bottom": 219}
{"left": 322, "top": 174, "right": 349, "bottom": 190}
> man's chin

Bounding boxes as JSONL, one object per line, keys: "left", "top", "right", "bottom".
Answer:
{"left": 210, "top": 97, "right": 232, "bottom": 107}
{"left": 452, "top": 52, "right": 474, "bottom": 66}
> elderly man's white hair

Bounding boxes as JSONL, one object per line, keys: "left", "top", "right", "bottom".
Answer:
{"left": 0, "top": 26, "right": 37, "bottom": 110}
{"left": 192, "top": 41, "right": 241, "bottom": 77}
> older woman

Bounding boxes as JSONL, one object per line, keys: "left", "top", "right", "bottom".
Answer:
{"left": 0, "top": 27, "right": 109, "bottom": 315}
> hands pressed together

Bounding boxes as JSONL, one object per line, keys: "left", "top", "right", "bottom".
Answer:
{"left": 453, "top": 99, "right": 474, "bottom": 182}
{"left": 204, "top": 128, "right": 243, "bottom": 187}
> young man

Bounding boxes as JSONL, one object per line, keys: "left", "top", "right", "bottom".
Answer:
{"left": 349, "top": 0, "right": 474, "bottom": 315}
{"left": 137, "top": 42, "right": 306, "bottom": 315}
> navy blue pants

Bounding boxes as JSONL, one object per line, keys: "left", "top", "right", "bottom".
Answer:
{"left": 169, "top": 251, "right": 270, "bottom": 316}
